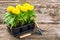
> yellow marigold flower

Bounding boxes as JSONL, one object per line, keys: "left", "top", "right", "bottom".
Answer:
{"left": 20, "top": 6, "right": 27, "bottom": 12}
{"left": 12, "top": 8, "right": 20, "bottom": 14}
{"left": 28, "top": 5, "right": 34, "bottom": 10}
{"left": 23, "top": 3, "right": 30, "bottom": 7}
{"left": 7, "top": 6, "right": 15, "bottom": 12}
{"left": 16, "top": 4, "right": 22, "bottom": 10}
{"left": 23, "top": 3, "right": 31, "bottom": 10}
{"left": 23, "top": 3, "right": 34, "bottom": 11}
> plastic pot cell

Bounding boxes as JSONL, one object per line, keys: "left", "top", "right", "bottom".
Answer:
{"left": 7, "top": 23, "right": 35, "bottom": 37}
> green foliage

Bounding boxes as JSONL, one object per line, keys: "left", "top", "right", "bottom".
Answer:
{"left": 4, "top": 12, "right": 19, "bottom": 28}
{"left": 4, "top": 10, "right": 36, "bottom": 28}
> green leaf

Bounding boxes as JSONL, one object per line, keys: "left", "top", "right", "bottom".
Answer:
{"left": 4, "top": 12, "right": 10, "bottom": 19}
{"left": 9, "top": 18, "right": 15, "bottom": 24}
{"left": 4, "top": 17, "right": 10, "bottom": 23}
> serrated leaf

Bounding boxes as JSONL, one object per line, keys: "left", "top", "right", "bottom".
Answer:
{"left": 9, "top": 18, "right": 15, "bottom": 24}
{"left": 4, "top": 12, "right": 10, "bottom": 18}
{"left": 4, "top": 17, "right": 10, "bottom": 23}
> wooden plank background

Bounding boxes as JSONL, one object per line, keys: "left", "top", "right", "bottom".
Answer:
{"left": 0, "top": 0, "right": 60, "bottom": 40}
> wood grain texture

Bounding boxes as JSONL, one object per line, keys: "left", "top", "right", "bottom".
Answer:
{"left": 0, "top": 0, "right": 60, "bottom": 40}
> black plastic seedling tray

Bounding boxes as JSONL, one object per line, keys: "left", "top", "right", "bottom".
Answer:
{"left": 7, "top": 23, "right": 35, "bottom": 37}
